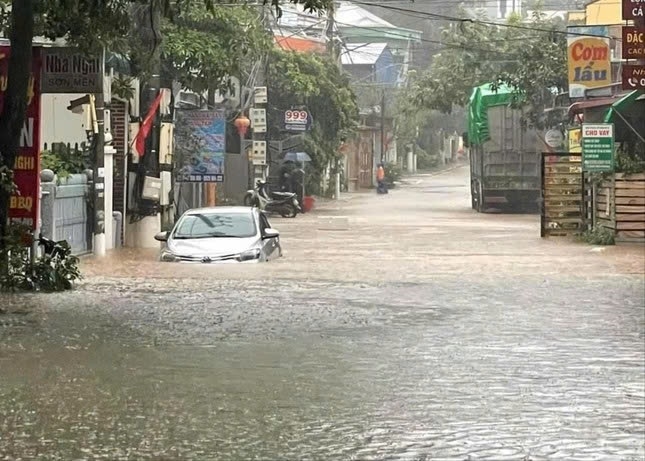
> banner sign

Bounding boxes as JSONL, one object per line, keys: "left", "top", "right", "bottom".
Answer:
{"left": 40, "top": 47, "right": 103, "bottom": 94}
{"left": 0, "top": 46, "right": 42, "bottom": 231}
{"left": 567, "top": 26, "right": 611, "bottom": 98}
{"left": 582, "top": 123, "right": 615, "bottom": 172}
{"left": 623, "top": 0, "right": 644, "bottom": 20}
{"left": 284, "top": 109, "right": 311, "bottom": 132}
{"left": 622, "top": 26, "right": 645, "bottom": 59}
{"left": 622, "top": 64, "right": 645, "bottom": 89}
{"left": 176, "top": 110, "right": 226, "bottom": 183}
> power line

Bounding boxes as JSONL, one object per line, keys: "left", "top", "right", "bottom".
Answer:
{"left": 351, "top": 1, "right": 620, "bottom": 40}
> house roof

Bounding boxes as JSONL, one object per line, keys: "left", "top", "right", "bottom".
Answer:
{"left": 341, "top": 43, "right": 388, "bottom": 65}
{"left": 274, "top": 2, "right": 421, "bottom": 41}
{"left": 274, "top": 36, "right": 326, "bottom": 53}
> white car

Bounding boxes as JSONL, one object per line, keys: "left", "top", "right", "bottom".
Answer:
{"left": 154, "top": 206, "right": 282, "bottom": 263}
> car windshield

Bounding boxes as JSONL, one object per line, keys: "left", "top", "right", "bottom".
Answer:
{"left": 173, "top": 212, "right": 257, "bottom": 239}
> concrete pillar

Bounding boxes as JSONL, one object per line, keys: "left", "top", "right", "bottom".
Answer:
{"left": 104, "top": 148, "right": 114, "bottom": 250}
{"left": 407, "top": 150, "right": 414, "bottom": 172}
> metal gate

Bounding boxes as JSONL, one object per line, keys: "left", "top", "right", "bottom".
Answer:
{"left": 41, "top": 173, "right": 92, "bottom": 255}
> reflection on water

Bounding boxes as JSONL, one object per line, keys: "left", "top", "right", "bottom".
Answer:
{"left": 1, "top": 277, "right": 644, "bottom": 460}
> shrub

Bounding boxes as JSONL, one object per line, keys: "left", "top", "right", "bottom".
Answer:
{"left": 580, "top": 225, "right": 615, "bottom": 246}
{"left": 0, "top": 224, "right": 82, "bottom": 292}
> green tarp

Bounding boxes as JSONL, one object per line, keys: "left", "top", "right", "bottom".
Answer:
{"left": 467, "top": 82, "right": 515, "bottom": 146}
{"left": 603, "top": 90, "right": 642, "bottom": 123}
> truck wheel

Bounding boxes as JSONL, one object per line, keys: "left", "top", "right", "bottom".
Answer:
{"left": 476, "top": 182, "right": 485, "bottom": 213}
{"left": 470, "top": 181, "right": 477, "bottom": 210}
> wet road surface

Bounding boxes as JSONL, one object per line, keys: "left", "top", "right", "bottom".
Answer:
{"left": 1, "top": 166, "right": 644, "bottom": 460}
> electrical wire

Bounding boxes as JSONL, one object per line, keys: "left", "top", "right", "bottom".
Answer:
{"left": 350, "top": 1, "right": 622, "bottom": 40}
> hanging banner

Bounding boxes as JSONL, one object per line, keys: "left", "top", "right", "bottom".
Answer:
{"left": 0, "top": 46, "right": 42, "bottom": 231}
{"left": 567, "top": 26, "right": 611, "bottom": 98}
{"left": 176, "top": 110, "right": 226, "bottom": 183}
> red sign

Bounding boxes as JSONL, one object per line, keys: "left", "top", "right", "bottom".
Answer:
{"left": 622, "top": 64, "right": 645, "bottom": 89}
{"left": 0, "top": 46, "right": 42, "bottom": 231}
{"left": 623, "top": 0, "right": 645, "bottom": 20}
{"left": 622, "top": 26, "right": 645, "bottom": 59}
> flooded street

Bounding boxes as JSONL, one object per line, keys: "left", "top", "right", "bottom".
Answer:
{"left": 1, "top": 166, "right": 644, "bottom": 460}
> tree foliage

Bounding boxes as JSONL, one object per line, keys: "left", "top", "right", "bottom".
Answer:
{"left": 267, "top": 49, "right": 358, "bottom": 180}
{"left": 405, "top": 10, "right": 568, "bottom": 129}
{"left": 161, "top": 3, "right": 270, "bottom": 93}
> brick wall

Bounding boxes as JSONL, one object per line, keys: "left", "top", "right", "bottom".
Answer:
{"left": 111, "top": 100, "right": 127, "bottom": 217}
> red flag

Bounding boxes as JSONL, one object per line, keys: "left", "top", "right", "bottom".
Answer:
{"left": 133, "top": 91, "right": 163, "bottom": 157}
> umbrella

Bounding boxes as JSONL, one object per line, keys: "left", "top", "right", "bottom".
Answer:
{"left": 284, "top": 152, "right": 311, "bottom": 162}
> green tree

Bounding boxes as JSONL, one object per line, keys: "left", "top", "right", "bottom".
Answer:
{"left": 403, "top": 10, "right": 567, "bottom": 128}
{"left": 161, "top": 3, "right": 271, "bottom": 94}
{"left": 266, "top": 49, "right": 358, "bottom": 193}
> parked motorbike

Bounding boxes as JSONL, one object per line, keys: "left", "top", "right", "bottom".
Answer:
{"left": 244, "top": 180, "right": 301, "bottom": 218}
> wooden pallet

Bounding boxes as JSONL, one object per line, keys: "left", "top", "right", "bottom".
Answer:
{"left": 595, "top": 173, "right": 645, "bottom": 242}
{"left": 541, "top": 154, "right": 583, "bottom": 237}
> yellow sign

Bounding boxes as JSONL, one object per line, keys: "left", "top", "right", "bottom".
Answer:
{"left": 567, "top": 32, "right": 611, "bottom": 98}
{"left": 568, "top": 127, "right": 582, "bottom": 153}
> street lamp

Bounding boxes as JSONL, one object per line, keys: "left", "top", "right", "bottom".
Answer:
{"left": 234, "top": 114, "right": 252, "bottom": 187}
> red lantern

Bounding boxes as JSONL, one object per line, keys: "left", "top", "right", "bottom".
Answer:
{"left": 234, "top": 115, "right": 251, "bottom": 137}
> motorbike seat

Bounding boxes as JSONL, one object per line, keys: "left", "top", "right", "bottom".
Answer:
{"left": 272, "top": 191, "right": 294, "bottom": 197}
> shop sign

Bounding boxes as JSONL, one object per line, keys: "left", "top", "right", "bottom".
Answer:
{"left": 582, "top": 123, "right": 614, "bottom": 172}
{"left": 0, "top": 46, "right": 42, "bottom": 231}
{"left": 568, "top": 128, "right": 582, "bottom": 154}
{"left": 284, "top": 110, "right": 311, "bottom": 132}
{"left": 622, "top": 26, "right": 645, "bottom": 59}
{"left": 41, "top": 47, "right": 103, "bottom": 94}
{"left": 622, "top": 64, "right": 645, "bottom": 89}
{"left": 567, "top": 26, "right": 611, "bottom": 98}
{"left": 545, "top": 129, "right": 564, "bottom": 148}
{"left": 623, "top": 0, "right": 645, "bottom": 20}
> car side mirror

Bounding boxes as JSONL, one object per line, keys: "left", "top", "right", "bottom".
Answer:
{"left": 154, "top": 231, "right": 169, "bottom": 242}
{"left": 263, "top": 228, "right": 279, "bottom": 239}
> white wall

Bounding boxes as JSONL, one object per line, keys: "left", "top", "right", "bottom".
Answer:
{"left": 40, "top": 94, "right": 88, "bottom": 149}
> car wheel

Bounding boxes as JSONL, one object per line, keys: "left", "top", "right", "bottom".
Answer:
{"left": 280, "top": 205, "right": 297, "bottom": 218}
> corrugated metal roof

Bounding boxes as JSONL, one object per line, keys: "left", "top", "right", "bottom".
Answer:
{"left": 341, "top": 43, "right": 388, "bottom": 65}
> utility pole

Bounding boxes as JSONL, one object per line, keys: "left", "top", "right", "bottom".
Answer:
{"left": 380, "top": 89, "right": 386, "bottom": 164}
{"left": 93, "top": 91, "right": 106, "bottom": 256}
{"left": 326, "top": 1, "right": 343, "bottom": 199}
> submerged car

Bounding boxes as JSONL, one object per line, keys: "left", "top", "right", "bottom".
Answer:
{"left": 154, "top": 206, "right": 282, "bottom": 263}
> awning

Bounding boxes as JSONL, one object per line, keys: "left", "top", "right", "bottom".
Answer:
{"left": 567, "top": 96, "right": 620, "bottom": 116}
{"left": 604, "top": 90, "right": 644, "bottom": 123}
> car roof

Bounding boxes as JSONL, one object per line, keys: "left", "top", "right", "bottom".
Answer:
{"left": 184, "top": 206, "right": 256, "bottom": 216}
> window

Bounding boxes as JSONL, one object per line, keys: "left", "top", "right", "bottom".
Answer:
{"left": 174, "top": 212, "right": 257, "bottom": 239}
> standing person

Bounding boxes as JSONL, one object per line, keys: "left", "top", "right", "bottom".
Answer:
{"left": 376, "top": 163, "right": 388, "bottom": 194}
{"left": 279, "top": 160, "right": 295, "bottom": 192}
{"left": 291, "top": 162, "right": 305, "bottom": 205}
